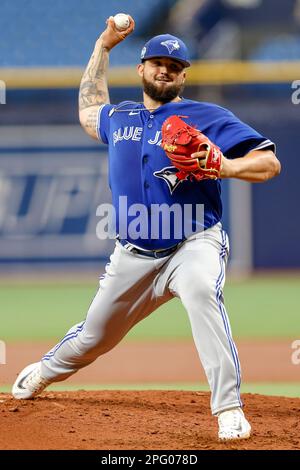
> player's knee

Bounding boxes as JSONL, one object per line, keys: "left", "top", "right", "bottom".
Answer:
{"left": 80, "top": 332, "right": 117, "bottom": 355}
{"left": 178, "top": 273, "right": 216, "bottom": 304}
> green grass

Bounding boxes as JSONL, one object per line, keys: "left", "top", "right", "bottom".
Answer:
{"left": 0, "top": 284, "right": 97, "bottom": 341}
{"left": 0, "top": 276, "right": 299, "bottom": 341}
{"left": 1, "top": 382, "right": 300, "bottom": 397}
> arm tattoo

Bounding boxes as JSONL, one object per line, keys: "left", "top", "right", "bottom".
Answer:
{"left": 79, "top": 43, "right": 110, "bottom": 112}
{"left": 84, "top": 107, "right": 99, "bottom": 133}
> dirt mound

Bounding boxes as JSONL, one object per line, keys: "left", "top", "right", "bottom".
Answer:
{"left": 1, "top": 391, "right": 300, "bottom": 450}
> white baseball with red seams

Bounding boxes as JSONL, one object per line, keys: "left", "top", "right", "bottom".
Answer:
{"left": 113, "top": 13, "right": 130, "bottom": 31}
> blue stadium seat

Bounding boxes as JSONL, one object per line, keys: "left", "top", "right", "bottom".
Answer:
{"left": 0, "top": 0, "right": 176, "bottom": 66}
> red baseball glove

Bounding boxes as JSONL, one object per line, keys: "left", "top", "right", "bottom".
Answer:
{"left": 161, "top": 115, "right": 223, "bottom": 181}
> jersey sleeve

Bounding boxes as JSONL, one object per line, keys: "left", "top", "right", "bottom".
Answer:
{"left": 96, "top": 104, "right": 115, "bottom": 144}
{"left": 215, "top": 109, "right": 275, "bottom": 159}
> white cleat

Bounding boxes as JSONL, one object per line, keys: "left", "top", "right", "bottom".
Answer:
{"left": 12, "top": 362, "right": 50, "bottom": 400}
{"left": 218, "top": 407, "right": 251, "bottom": 441}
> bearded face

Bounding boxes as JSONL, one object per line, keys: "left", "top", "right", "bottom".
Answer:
{"left": 138, "top": 58, "right": 186, "bottom": 103}
{"left": 142, "top": 76, "right": 185, "bottom": 103}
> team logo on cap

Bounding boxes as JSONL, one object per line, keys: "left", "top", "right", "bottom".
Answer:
{"left": 141, "top": 46, "right": 147, "bottom": 59}
{"left": 161, "top": 40, "right": 180, "bottom": 55}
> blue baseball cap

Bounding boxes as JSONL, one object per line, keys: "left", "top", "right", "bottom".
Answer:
{"left": 140, "top": 34, "right": 191, "bottom": 68}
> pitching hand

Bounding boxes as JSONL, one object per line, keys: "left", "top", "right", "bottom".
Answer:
{"left": 100, "top": 15, "right": 135, "bottom": 51}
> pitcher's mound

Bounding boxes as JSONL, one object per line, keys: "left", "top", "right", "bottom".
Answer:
{"left": 0, "top": 391, "right": 299, "bottom": 450}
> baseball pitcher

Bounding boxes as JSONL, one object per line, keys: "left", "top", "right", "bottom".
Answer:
{"left": 12, "top": 15, "right": 281, "bottom": 440}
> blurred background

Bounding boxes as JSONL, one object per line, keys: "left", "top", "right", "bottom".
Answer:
{"left": 0, "top": 0, "right": 299, "bottom": 396}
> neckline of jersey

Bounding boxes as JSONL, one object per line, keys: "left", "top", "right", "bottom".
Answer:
{"left": 139, "top": 98, "right": 187, "bottom": 114}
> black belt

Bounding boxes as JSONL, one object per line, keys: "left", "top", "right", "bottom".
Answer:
{"left": 117, "top": 237, "right": 182, "bottom": 259}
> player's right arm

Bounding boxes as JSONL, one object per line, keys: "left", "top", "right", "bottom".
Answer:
{"left": 79, "top": 16, "right": 135, "bottom": 140}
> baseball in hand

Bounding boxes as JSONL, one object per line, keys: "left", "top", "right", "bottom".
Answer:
{"left": 113, "top": 13, "right": 130, "bottom": 31}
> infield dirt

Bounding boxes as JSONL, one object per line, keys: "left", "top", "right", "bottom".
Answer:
{"left": 1, "top": 391, "right": 300, "bottom": 450}
{"left": 1, "top": 339, "right": 299, "bottom": 450}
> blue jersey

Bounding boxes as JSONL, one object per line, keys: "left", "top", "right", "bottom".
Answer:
{"left": 97, "top": 99, "right": 274, "bottom": 250}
